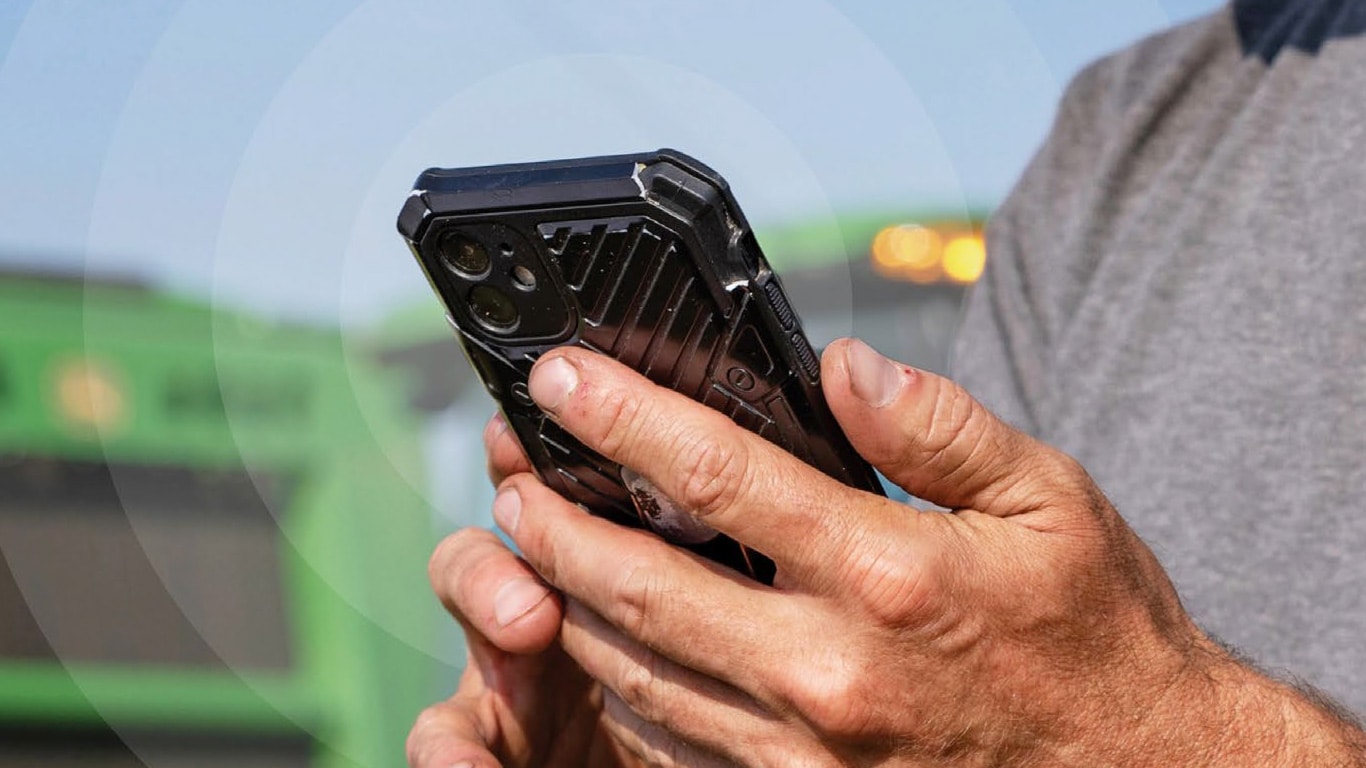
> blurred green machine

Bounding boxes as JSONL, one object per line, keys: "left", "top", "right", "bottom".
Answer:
{"left": 0, "top": 270, "right": 445, "bottom": 767}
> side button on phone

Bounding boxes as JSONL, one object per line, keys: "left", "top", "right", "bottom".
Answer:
{"left": 762, "top": 279, "right": 797, "bottom": 330}
{"left": 791, "top": 333, "right": 820, "bottom": 382}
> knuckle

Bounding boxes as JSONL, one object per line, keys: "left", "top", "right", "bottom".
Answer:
{"left": 593, "top": 387, "right": 647, "bottom": 459}
{"left": 616, "top": 651, "right": 668, "bottom": 724}
{"left": 672, "top": 434, "right": 749, "bottom": 518}
{"left": 922, "top": 382, "right": 988, "bottom": 475}
{"left": 1045, "top": 451, "right": 1098, "bottom": 500}
{"left": 1026, "top": 449, "right": 1112, "bottom": 530}
{"left": 780, "top": 650, "right": 876, "bottom": 740}
{"left": 853, "top": 542, "right": 938, "bottom": 627}
{"left": 611, "top": 557, "right": 661, "bottom": 639}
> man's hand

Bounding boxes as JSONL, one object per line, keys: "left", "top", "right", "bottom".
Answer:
{"left": 407, "top": 416, "right": 645, "bottom": 768}
{"left": 413, "top": 339, "right": 1366, "bottom": 766}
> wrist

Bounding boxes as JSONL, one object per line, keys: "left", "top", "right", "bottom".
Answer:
{"left": 1111, "top": 634, "right": 1235, "bottom": 768}
{"left": 1131, "top": 637, "right": 1366, "bottom": 768}
{"left": 1202, "top": 652, "right": 1366, "bottom": 766}
{"left": 1050, "top": 630, "right": 1364, "bottom": 768}
{"left": 1029, "top": 630, "right": 1230, "bottom": 768}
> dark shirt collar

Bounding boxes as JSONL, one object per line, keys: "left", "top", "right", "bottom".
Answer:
{"left": 1233, "top": 0, "right": 1366, "bottom": 61}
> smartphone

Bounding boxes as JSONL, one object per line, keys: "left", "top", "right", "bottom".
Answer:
{"left": 397, "top": 149, "right": 883, "bottom": 583}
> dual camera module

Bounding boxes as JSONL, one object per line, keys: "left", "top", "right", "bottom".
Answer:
{"left": 437, "top": 230, "right": 539, "bottom": 333}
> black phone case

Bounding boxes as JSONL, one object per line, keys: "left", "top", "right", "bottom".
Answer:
{"left": 397, "top": 149, "right": 883, "bottom": 583}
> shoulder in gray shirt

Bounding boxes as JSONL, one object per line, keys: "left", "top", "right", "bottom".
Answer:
{"left": 952, "top": 1, "right": 1366, "bottom": 711}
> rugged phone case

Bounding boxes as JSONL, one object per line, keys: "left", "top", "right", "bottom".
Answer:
{"left": 397, "top": 149, "right": 884, "bottom": 583}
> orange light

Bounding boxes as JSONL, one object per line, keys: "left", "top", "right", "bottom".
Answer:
{"left": 54, "top": 358, "right": 127, "bottom": 432}
{"left": 871, "top": 224, "right": 943, "bottom": 282}
{"left": 942, "top": 234, "right": 987, "bottom": 284}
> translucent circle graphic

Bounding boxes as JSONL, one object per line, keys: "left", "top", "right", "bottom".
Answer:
{"left": 0, "top": 0, "right": 1214, "bottom": 764}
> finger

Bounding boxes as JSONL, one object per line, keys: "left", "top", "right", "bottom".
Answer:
{"left": 429, "top": 527, "right": 561, "bottom": 656}
{"left": 524, "top": 347, "right": 912, "bottom": 585}
{"left": 493, "top": 473, "right": 805, "bottom": 701}
{"left": 484, "top": 412, "right": 533, "bottom": 486}
{"left": 406, "top": 696, "right": 500, "bottom": 768}
{"left": 561, "top": 599, "right": 787, "bottom": 762}
{"left": 599, "top": 690, "right": 743, "bottom": 768}
{"left": 821, "top": 338, "right": 1089, "bottom": 516}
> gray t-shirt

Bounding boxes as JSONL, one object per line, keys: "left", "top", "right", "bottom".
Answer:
{"left": 952, "top": 1, "right": 1366, "bottom": 712}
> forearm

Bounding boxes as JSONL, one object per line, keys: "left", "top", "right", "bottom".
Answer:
{"left": 1052, "top": 638, "right": 1366, "bottom": 768}
{"left": 1203, "top": 658, "right": 1366, "bottom": 767}
{"left": 1116, "top": 641, "right": 1366, "bottom": 768}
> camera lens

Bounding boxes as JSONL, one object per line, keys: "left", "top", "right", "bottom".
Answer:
{"left": 438, "top": 232, "right": 490, "bottom": 277}
{"left": 469, "top": 285, "right": 519, "bottom": 331}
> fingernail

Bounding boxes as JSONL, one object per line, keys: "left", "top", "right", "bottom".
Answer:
{"left": 489, "top": 412, "right": 508, "bottom": 438}
{"left": 448, "top": 762, "right": 475, "bottom": 768}
{"left": 528, "top": 356, "right": 578, "bottom": 412}
{"left": 493, "top": 578, "right": 548, "bottom": 627}
{"left": 483, "top": 413, "right": 508, "bottom": 446}
{"left": 492, "top": 487, "right": 521, "bottom": 535}
{"left": 845, "top": 339, "right": 903, "bottom": 408}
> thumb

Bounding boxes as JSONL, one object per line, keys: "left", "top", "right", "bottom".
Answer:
{"left": 821, "top": 338, "right": 1082, "bottom": 516}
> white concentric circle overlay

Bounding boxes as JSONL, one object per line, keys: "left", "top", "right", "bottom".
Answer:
{"left": 197, "top": 0, "right": 968, "bottom": 654}
{"left": 11, "top": 0, "right": 1201, "bottom": 760}
{"left": 61, "top": 0, "right": 1186, "bottom": 743}
{"left": 73, "top": 0, "right": 989, "bottom": 680}
{"left": 71, "top": 0, "right": 978, "bottom": 685}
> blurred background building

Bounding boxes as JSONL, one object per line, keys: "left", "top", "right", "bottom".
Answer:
{"left": 0, "top": 1, "right": 1220, "bottom": 765}
{"left": 0, "top": 271, "right": 436, "bottom": 766}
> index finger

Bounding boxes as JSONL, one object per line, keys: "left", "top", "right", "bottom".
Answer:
{"left": 525, "top": 348, "right": 916, "bottom": 588}
{"left": 428, "top": 527, "right": 561, "bottom": 656}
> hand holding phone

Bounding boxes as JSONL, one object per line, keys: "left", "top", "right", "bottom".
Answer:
{"left": 397, "top": 149, "right": 882, "bottom": 582}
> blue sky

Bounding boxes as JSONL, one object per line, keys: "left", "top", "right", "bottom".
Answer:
{"left": 0, "top": 0, "right": 1222, "bottom": 326}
